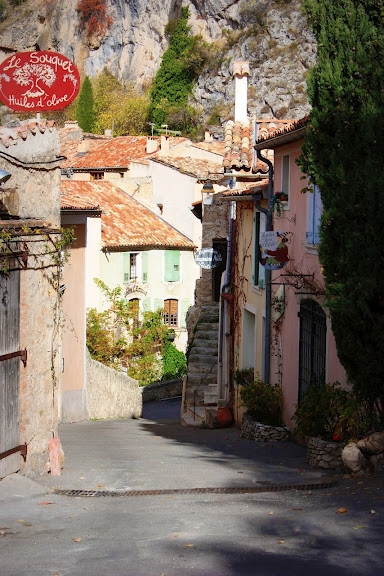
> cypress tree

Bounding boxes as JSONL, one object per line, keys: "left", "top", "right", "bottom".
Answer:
{"left": 299, "top": 1, "right": 384, "bottom": 417}
{"left": 76, "top": 76, "right": 95, "bottom": 133}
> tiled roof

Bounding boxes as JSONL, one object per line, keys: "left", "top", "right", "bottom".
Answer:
{"left": 150, "top": 156, "right": 223, "bottom": 180}
{"left": 221, "top": 180, "right": 268, "bottom": 199}
{"left": 61, "top": 191, "right": 101, "bottom": 212}
{"left": 222, "top": 118, "right": 297, "bottom": 174}
{"left": 191, "top": 141, "right": 226, "bottom": 156}
{"left": 59, "top": 125, "right": 112, "bottom": 169}
{"left": 223, "top": 120, "right": 254, "bottom": 172}
{"left": 60, "top": 181, "right": 195, "bottom": 251}
{"left": 71, "top": 136, "right": 156, "bottom": 169}
{"left": 255, "top": 116, "right": 308, "bottom": 149}
{"left": 0, "top": 119, "right": 55, "bottom": 148}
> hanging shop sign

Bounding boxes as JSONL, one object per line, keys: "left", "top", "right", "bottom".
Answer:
{"left": 194, "top": 247, "right": 223, "bottom": 269}
{"left": 0, "top": 51, "right": 80, "bottom": 112}
{"left": 260, "top": 231, "right": 290, "bottom": 270}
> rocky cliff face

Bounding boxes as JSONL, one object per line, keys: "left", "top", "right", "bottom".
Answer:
{"left": 0, "top": 0, "right": 315, "bottom": 124}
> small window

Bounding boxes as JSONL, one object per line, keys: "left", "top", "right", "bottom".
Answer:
{"left": 164, "top": 299, "right": 178, "bottom": 327}
{"left": 130, "top": 253, "right": 138, "bottom": 282}
{"left": 90, "top": 172, "right": 104, "bottom": 180}
{"left": 252, "top": 212, "right": 266, "bottom": 288}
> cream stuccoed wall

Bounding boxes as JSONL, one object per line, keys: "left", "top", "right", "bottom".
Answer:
{"left": 98, "top": 249, "right": 197, "bottom": 351}
{"left": 149, "top": 161, "right": 202, "bottom": 246}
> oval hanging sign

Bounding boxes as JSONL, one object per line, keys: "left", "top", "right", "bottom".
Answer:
{"left": 194, "top": 247, "right": 223, "bottom": 269}
{"left": 0, "top": 51, "right": 80, "bottom": 112}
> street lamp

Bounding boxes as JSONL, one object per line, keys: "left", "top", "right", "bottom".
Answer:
{"left": 201, "top": 180, "right": 214, "bottom": 205}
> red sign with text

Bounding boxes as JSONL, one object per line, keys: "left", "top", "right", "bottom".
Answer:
{"left": 0, "top": 51, "right": 80, "bottom": 112}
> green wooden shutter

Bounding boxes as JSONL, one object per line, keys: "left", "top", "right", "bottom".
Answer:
{"left": 154, "top": 298, "right": 163, "bottom": 312}
{"left": 142, "top": 297, "right": 151, "bottom": 312}
{"left": 142, "top": 251, "right": 148, "bottom": 282}
{"left": 164, "top": 250, "right": 180, "bottom": 282}
{"left": 123, "top": 252, "right": 130, "bottom": 283}
{"left": 180, "top": 298, "right": 190, "bottom": 328}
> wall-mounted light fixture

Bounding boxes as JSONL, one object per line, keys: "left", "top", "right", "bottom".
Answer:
{"left": 201, "top": 180, "right": 214, "bottom": 205}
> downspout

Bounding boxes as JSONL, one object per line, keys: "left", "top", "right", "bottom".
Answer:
{"left": 217, "top": 187, "right": 235, "bottom": 401}
{"left": 253, "top": 150, "right": 273, "bottom": 384}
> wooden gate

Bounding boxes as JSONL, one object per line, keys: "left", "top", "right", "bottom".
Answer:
{"left": 0, "top": 260, "right": 23, "bottom": 478}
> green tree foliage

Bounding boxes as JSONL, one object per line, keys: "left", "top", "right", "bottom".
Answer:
{"left": 299, "top": 1, "right": 384, "bottom": 417}
{"left": 149, "top": 6, "right": 210, "bottom": 129}
{"left": 86, "top": 279, "right": 186, "bottom": 385}
{"left": 76, "top": 76, "right": 95, "bottom": 132}
{"left": 92, "top": 68, "right": 150, "bottom": 135}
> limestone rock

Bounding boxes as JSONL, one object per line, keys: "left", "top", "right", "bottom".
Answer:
{"left": 357, "top": 432, "right": 384, "bottom": 455}
{"left": 342, "top": 442, "right": 367, "bottom": 475}
{"left": 0, "top": 0, "right": 315, "bottom": 124}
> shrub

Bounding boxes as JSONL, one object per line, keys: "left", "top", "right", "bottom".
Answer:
{"left": 162, "top": 341, "right": 187, "bottom": 381}
{"left": 238, "top": 371, "right": 282, "bottom": 426}
{"left": 292, "top": 382, "right": 381, "bottom": 442}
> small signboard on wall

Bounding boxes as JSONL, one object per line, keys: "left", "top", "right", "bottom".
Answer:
{"left": 0, "top": 51, "right": 80, "bottom": 112}
{"left": 260, "top": 231, "right": 290, "bottom": 270}
{"left": 194, "top": 247, "right": 223, "bottom": 269}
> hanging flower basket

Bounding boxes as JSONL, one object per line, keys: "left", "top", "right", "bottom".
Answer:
{"left": 271, "top": 191, "right": 288, "bottom": 216}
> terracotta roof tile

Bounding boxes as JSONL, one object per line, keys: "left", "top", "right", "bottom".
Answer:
{"left": 60, "top": 181, "right": 195, "bottom": 251}
{"left": 0, "top": 119, "right": 55, "bottom": 148}
{"left": 59, "top": 125, "right": 112, "bottom": 169}
{"left": 191, "top": 141, "right": 226, "bottom": 156}
{"left": 256, "top": 116, "right": 308, "bottom": 146}
{"left": 222, "top": 120, "right": 254, "bottom": 172}
{"left": 70, "top": 135, "right": 157, "bottom": 169}
{"left": 222, "top": 180, "right": 268, "bottom": 198}
{"left": 150, "top": 156, "right": 223, "bottom": 179}
{"left": 60, "top": 190, "right": 101, "bottom": 212}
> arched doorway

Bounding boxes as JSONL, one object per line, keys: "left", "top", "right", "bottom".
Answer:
{"left": 298, "top": 299, "right": 327, "bottom": 403}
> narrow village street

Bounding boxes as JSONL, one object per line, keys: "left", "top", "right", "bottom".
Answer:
{"left": 1, "top": 400, "right": 383, "bottom": 576}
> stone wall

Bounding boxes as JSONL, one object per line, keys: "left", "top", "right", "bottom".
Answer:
{"left": 240, "top": 413, "right": 291, "bottom": 442}
{"left": 86, "top": 353, "right": 142, "bottom": 420}
{"left": 141, "top": 378, "right": 183, "bottom": 403}
{"left": 306, "top": 436, "right": 346, "bottom": 471}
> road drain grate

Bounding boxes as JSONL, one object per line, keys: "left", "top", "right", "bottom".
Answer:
{"left": 54, "top": 479, "right": 338, "bottom": 497}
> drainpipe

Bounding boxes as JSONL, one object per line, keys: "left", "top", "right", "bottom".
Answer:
{"left": 217, "top": 189, "right": 235, "bottom": 401}
{"left": 253, "top": 150, "right": 273, "bottom": 384}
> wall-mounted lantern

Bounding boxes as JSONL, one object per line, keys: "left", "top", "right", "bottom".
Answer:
{"left": 201, "top": 180, "right": 214, "bottom": 205}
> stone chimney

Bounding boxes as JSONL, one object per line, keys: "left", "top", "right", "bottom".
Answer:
{"left": 160, "top": 135, "right": 170, "bottom": 156}
{"left": 146, "top": 136, "right": 158, "bottom": 154}
{"left": 205, "top": 130, "right": 213, "bottom": 143}
{"left": 78, "top": 139, "right": 90, "bottom": 154}
{"left": 233, "top": 60, "right": 250, "bottom": 123}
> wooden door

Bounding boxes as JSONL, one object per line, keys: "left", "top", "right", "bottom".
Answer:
{"left": 0, "top": 263, "right": 21, "bottom": 478}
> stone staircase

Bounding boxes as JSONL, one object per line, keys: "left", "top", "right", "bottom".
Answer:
{"left": 181, "top": 304, "right": 221, "bottom": 427}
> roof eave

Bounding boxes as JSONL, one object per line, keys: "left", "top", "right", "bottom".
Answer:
{"left": 255, "top": 126, "right": 307, "bottom": 150}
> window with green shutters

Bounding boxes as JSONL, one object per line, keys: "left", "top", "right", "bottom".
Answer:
{"left": 142, "top": 251, "right": 148, "bottom": 283}
{"left": 123, "top": 252, "right": 130, "bottom": 283}
{"left": 164, "top": 250, "right": 180, "bottom": 282}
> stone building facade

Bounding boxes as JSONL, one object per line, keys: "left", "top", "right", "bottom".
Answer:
{"left": 0, "top": 119, "right": 64, "bottom": 478}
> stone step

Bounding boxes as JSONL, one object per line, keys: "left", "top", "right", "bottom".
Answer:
{"left": 192, "top": 330, "right": 219, "bottom": 341}
{"left": 196, "top": 322, "right": 219, "bottom": 331}
{"left": 181, "top": 412, "right": 205, "bottom": 428}
{"left": 186, "top": 373, "right": 217, "bottom": 386}
{"left": 204, "top": 391, "right": 218, "bottom": 404}
{"left": 187, "top": 354, "right": 218, "bottom": 367}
